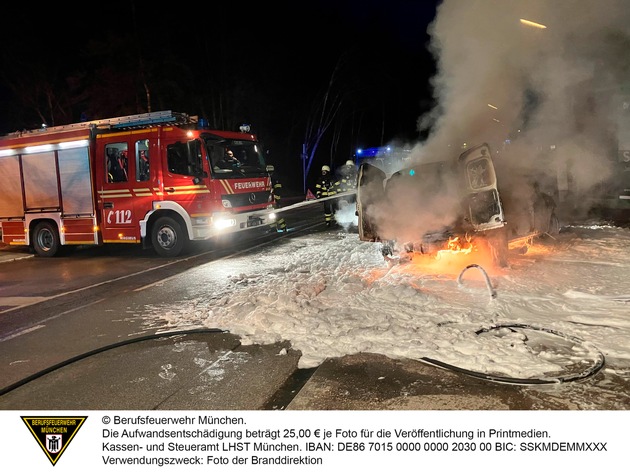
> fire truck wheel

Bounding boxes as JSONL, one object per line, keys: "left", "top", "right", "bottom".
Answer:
{"left": 151, "top": 216, "right": 187, "bottom": 257}
{"left": 32, "top": 221, "right": 60, "bottom": 257}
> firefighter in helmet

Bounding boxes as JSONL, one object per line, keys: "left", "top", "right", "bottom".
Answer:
{"left": 268, "top": 165, "right": 287, "bottom": 232}
{"left": 315, "top": 164, "right": 339, "bottom": 227}
{"left": 336, "top": 159, "right": 358, "bottom": 198}
{"left": 333, "top": 159, "right": 358, "bottom": 216}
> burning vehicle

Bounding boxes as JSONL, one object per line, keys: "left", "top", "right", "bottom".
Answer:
{"left": 356, "top": 143, "right": 559, "bottom": 266}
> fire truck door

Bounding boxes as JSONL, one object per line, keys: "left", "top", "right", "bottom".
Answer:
{"left": 98, "top": 142, "right": 140, "bottom": 243}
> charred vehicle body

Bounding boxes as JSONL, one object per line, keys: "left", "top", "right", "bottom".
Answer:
{"left": 356, "top": 143, "right": 559, "bottom": 266}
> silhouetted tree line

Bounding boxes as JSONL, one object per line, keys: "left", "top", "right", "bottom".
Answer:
{"left": 0, "top": 4, "right": 434, "bottom": 191}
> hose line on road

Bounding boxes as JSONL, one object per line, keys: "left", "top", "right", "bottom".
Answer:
{"left": 450, "top": 264, "right": 605, "bottom": 384}
{"left": 1, "top": 322, "right": 606, "bottom": 395}
{"left": 0, "top": 328, "right": 227, "bottom": 397}
{"left": 457, "top": 263, "right": 497, "bottom": 299}
{"left": 422, "top": 323, "right": 605, "bottom": 385}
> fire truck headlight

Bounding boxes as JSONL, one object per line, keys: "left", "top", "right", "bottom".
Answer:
{"left": 222, "top": 199, "right": 232, "bottom": 208}
{"left": 268, "top": 212, "right": 277, "bottom": 222}
{"left": 213, "top": 217, "right": 236, "bottom": 230}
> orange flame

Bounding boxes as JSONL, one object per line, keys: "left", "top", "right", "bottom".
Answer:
{"left": 367, "top": 233, "right": 557, "bottom": 284}
{"left": 402, "top": 235, "right": 500, "bottom": 278}
{"left": 437, "top": 235, "right": 473, "bottom": 257}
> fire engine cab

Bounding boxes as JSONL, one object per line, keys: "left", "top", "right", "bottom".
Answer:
{"left": 0, "top": 111, "right": 276, "bottom": 257}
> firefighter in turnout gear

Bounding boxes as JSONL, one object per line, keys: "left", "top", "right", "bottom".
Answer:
{"left": 315, "top": 164, "right": 339, "bottom": 226}
{"left": 336, "top": 159, "right": 358, "bottom": 201}
{"left": 341, "top": 160, "right": 358, "bottom": 190}
{"left": 268, "top": 165, "right": 287, "bottom": 232}
{"left": 334, "top": 159, "right": 358, "bottom": 215}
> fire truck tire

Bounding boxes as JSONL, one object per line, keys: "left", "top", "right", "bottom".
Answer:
{"left": 151, "top": 216, "right": 187, "bottom": 257}
{"left": 32, "top": 221, "right": 60, "bottom": 257}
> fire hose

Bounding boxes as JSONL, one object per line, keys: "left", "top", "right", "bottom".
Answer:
{"left": 431, "top": 264, "right": 606, "bottom": 384}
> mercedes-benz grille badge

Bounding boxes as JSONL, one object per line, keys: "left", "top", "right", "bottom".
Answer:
{"left": 248, "top": 193, "right": 257, "bottom": 204}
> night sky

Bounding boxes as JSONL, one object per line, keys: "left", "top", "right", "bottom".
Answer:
{"left": 0, "top": 1, "right": 439, "bottom": 191}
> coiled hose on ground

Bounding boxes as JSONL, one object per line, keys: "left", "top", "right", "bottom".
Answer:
{"left": 433, "top": 264, "right": 606, "bottom": 385}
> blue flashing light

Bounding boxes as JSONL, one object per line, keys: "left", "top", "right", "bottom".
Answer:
{"left": 409, "top": 169, "right": 415, "bottom": 176}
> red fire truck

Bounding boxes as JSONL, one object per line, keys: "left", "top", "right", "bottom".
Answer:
{"left": 0, "top": 111, "right": 276, "bottom": 257}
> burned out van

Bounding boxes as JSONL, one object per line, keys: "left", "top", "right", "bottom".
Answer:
{"left": 356, "top": 143, "right": 559, "bottom": 266}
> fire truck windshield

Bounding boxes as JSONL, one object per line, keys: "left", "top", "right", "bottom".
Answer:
{"left": 205, "top": 138, "right": 267, "bottom": 177}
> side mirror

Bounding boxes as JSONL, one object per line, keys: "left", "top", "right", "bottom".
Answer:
{"left": 192, "top": 172, "right": 208, "bottom": 185}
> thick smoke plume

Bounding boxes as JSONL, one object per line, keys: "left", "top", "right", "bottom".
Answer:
{"left": 364, "top": 0, "right": 630, "bottom": 243}
{"left": 421, "top": 0, "right": 630, "bottom": 207}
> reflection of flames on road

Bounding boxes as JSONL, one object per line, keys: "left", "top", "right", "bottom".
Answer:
{"left": 508, "top": 234, "right": 536, "bottom": 252}
{"left": 507, "top": 233, "right": 554, "bottom": 257}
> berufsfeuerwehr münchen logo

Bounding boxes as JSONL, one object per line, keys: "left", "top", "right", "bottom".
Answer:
{"left": 21, "top": 416, "right": 87, "bottom": 466}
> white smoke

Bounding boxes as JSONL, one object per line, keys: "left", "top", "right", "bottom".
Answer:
{"left": 365, "top": 0, "right": 630, "bottom": 242}
{"left": 418, "top": 0, "right": 630, "bottom": 204}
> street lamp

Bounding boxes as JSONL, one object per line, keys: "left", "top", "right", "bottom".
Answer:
{"left": 519, "top": 18, "right": 547, "bottom": 29}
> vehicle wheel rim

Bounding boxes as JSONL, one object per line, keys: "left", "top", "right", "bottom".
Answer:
{"left": 37, "top": 229, "right": 53, "bottom": 251}
{"left": 157, "top": 227, "right": 176, "bottom": 249}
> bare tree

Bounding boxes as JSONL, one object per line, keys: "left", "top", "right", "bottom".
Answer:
{"left": 301, "top": 57, "right": 345, "bottom": 193}
{"left": 131, "top": 0, "right": 151, "bottom": 112}
{"left": 0, "top": 58, "right": 74, "bottom": 129}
